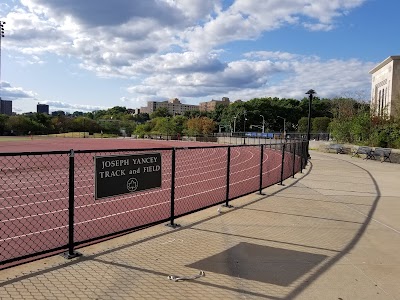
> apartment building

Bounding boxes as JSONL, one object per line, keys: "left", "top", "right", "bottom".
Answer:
{"left": 140, "top": 98, "right": 199, "bottom": 115}
{"left": 199, "top": 97, "right": 230, "bottom": 112}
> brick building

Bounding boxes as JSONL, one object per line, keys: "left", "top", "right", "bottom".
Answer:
{"left": 140, "top": 98, "right": 198, "bottom": 115}
{"left": 199, "top": 97, "right": 230, "bottom": 112}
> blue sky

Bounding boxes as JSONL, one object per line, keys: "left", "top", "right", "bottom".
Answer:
{"left": 0, "top": 0, "right": 398, "bottom": 113}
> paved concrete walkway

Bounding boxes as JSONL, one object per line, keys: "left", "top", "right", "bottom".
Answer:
{"left": 1, "top": 151, "right": 400, "bottom": 299}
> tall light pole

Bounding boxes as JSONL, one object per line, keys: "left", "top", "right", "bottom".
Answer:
{"left": 260, "top": 115, "right": 265, "bottom": 133}
{"left": 277, "top": 116, "right": 286, "bottom": 138}
{"left": 305, "top": 89, "right": 316, "bottom": 158}
{"left": 243, "top": 110, "right": 247, "bottom": 145}
{"left": 233, "top": 112, "right": 241, "bottom": 134}
{"left": 0, "top": 21, "right": 5, "bottom": 101}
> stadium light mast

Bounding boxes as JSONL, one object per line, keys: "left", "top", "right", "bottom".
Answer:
{"left": 0, "top": 21, "right": 5, "bottom": 100}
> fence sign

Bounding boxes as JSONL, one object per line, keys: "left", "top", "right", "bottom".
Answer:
{"left": 94, "top": 153, "right": 162, "bottom": 200}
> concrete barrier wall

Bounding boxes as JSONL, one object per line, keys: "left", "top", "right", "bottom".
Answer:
{"left": 311, "top": 140, "right": 400, "bottom": 164}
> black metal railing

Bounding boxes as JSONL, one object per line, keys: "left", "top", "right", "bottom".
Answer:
{"left": 0, "top": 140, "right": 308, "bottom": 269}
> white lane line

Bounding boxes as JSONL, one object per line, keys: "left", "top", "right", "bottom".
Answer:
{"left": 174, "top": 185, "right": 225, "bottom": 201}
{"left": 1, "top": 208, "right": 68, "bottom": 223}
{"left": 0, "top": 196, "right": 69, "bottom": 211}
{"left": 1, "top": 148, "right": 275, "bottom": 212}
{"left": 0, "top": 149, "right": 231, "bottom": 207}
{"left": 1, "top": 148, "right": 284, "bottom": 238}
{"left": 0, "top": 224, "right": 69, "bottom": 242}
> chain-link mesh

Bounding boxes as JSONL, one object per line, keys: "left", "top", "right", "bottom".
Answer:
{"left": 1, "top": 141, "right": 307, "bottom": 267}
{"left": 262, "top": 143, "right": 282, "bottom": 188}
{"left": 73, "top": 150, "right": 172, "bottom": 244}
{"left": 282, "top": 143, "right": 293, "bottom": 181}
{"left": 294, "top": 142, "right": 303, "bottom": 174}
{"left": 0, "top": 153, "right": 70, "bottom": 264}
{"left": 229, "top": 146, "right": 260, "bottom": 199}
{"left": 174, "top": 147, "right": 227, "bottom": 216}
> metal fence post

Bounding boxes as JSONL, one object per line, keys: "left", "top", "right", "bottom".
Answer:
{"left": 292, "top": 142, "right": 296, "bottom": 178}
{"left": 279, "top": 142, "right": 286, "bottom": 185}
{"left": 300, "top": 142, "right": 304, "bottom": 173}
{"left": 258, "top": 144, "right": 265, "bottom": 195}
{"left": 223, "top": 146, "right": 233, "bottom": 208}
{"left": 63, "top": 149, "right": 82, "bottom": 259}
{"left": 167, "top": 148, "right": 180, "bottom": 228}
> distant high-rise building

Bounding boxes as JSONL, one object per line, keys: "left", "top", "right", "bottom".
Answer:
{"left": 0, "top": 98, "right": 12, "bottom": 115}
{"left": 37, "top": 103, "right": 49, "bottom": 114}
{"left": 369, "top": 56, "right": 400, "bottom": 118}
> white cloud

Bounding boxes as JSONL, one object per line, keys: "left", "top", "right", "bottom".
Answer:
{"left": 0, "top": 81, "right": 37, "bottom": 99}
{"left": 42, "top": 101, "right": 108, "bottom": 112}
{"left": 244, "top": 51, "right": 301, "bottom": 61}
{"left": 126, "top": 54, "right": 374, "bottom": 102}
{"left": 166, "top": 0, "right": 220, "bottom": 21}
{"left": 2, "top": 0, "right": 372, "bottom": 113}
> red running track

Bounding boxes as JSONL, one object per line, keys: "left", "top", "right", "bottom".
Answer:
{"left": 0, "top": 138, "right": 299, "bottom": 266}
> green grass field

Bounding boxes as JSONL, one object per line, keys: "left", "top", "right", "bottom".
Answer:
{"left": 0, "top": 132, "right": 119, "bottom": 141}
{"left": 0, "top": 136, "right": 32, "bottom": 142}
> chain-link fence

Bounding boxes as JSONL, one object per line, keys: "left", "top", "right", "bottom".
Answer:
{"left": 0, "top": 151, "right": 70, "bottom": 265}
{"left": 1, "top": 140, "right": 308, "bottom": 268}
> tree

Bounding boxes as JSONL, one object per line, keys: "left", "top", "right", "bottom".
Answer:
{"left": 312, "top": 117, "right": 331, "bottom": 133}
{"left": 0, "top": 114, "right": 9, "bottom": 135}
{"left": 6, "top": 115, "right": 45, "bottom": 134}
{"left": 132, "top": 113, "right": 150, "bottom": 124}
{"left": 330, "top": 97, "right": 358, "bottom": 120}
{"left": 134, "top": 122, "right": 153, "bottom": 138}
{"left": 297, "top": 117, "right": 309, "bottom": 133}
{"left": 329, "top": 119, "right": 352, "bottom": 143}
{"left": 72, "top": 111, "right": 84, "bottom": 117}
{"left": 186, "top": 117, "right": 216, "bottom": 136}
{"left": 30, "top": 113, "right": 53, "bottom": 133}
{"left": 207, "top": 103, "right": 228, "bottom": 122}
{"left": 109, "top": 106, "right": 127, "bottom": 115}
{"left": 52, "top": 110, "right": 65, "bottom": 116}
{"left": 152, "top": 117, "right": 176, "bottom": 135}
{"left": 51, "top": 116, "right": 73, "bottom": 133}
{"left": 184, "top": 110, "right": 205, "bottom": 118}
{"left": 172, "top": 115, "right": 187, "bottom": 135}
{"left": 71, "top": 117, "right": 101, "bottom": 134}
{"left": 150, "top": 107, "right": 171, "bottom": 119}
{"left": 99, "top": 120, "right": 121, "bottom": 134}
{"left": 120, "top": 120, "right": 136, "bottom": 136}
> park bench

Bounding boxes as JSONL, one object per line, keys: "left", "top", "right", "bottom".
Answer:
{"left": 351, "top": 146, "right": 374, "bottom": 160}
{"left": 372, "top": 147, "right": 392, "bottom": 163}
{"left": 326, "top": 144, "right": 344, "bottom": 154}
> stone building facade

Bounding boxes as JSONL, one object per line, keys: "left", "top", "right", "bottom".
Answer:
{"left": 369, "top": 56, "right": 400, "bottom": 118}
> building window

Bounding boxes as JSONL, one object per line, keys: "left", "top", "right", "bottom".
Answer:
{"left": 378, "top": 90, "right": 381, "bottom": 116}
